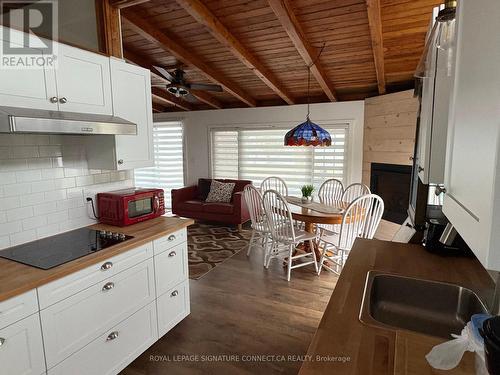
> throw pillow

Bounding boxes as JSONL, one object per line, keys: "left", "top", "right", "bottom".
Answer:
{"left": 205, "top": 180, "right": 235, "bottom": 203}
{"left": 197, "top": 178, "right": 212, "bottom": 200}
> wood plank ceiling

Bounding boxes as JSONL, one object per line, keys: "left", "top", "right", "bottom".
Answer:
{"left": 119, "top": 0, "right": 442, "bottom": 112}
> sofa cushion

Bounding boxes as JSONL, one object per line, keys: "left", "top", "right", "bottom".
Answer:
{"left": 177, "top": 200, "right": 204, "bottom": 211}
{"left": 206, "top": 180, "right": 235, "bottom": 203}
{"left": 197, "top": 178, "right": 212, "bottom": 200}
{"left": 204, "top": 202, "right": 234, "bottom": 215}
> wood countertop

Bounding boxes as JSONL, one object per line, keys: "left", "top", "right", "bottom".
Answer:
{"left": 0, "top": 216, "right": 194, "bottom": 303}
{"left": 298, "top": 239, "right": 495, "bottom": 375}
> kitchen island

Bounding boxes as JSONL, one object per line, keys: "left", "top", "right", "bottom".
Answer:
{"left": 299, "top": 239, "right": 494, "bottom": 375}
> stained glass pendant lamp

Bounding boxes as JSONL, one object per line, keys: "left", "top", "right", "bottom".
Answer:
{"left": 284, "top": 63, "right": 331, "bottom": 147}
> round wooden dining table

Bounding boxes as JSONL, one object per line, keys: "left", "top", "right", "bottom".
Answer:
{"left": 286, "top": 197, "right": 348, "bottom": 258}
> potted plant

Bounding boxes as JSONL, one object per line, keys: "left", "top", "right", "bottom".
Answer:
{"left": 301, "top": 184, "right": 314, "bottom": 203}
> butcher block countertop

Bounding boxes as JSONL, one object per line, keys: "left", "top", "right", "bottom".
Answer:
{"left": 299, "top": 239, "right": 495, "bottom": 375}
{"left": 0, "top": 216, "right": 194, "bottom": 303}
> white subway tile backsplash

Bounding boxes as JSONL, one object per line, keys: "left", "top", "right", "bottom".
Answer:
{"left": 10, "top": 146, "right": 39, "bottom": 159}
{"left": 0, "top": 134, "right": 133, "bottom": 248}
{"left": 16, "top": 169, "right": 42, "bottom": 183}
{"left": 3, "top": 182, "right": 32, "bottom": 196}
{"left": 6, "top": 206, "right": 34, "bottom": 222}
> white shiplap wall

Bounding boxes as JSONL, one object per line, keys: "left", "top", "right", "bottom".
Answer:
{"left": 0, "top": 134, "right": 134, "bottom": 250}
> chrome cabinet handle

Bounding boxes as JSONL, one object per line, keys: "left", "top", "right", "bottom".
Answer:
{"left": 168, "top": 251, "right": 176, "bottom": 257}
{"left": 117, "top": 159, "right": 124, "bottom": 165}
{"left": 59, "top": 97, "right": 67, "bottom": 104}
{"left": 102, "top": 282, "right": 115, "bottom": 291}
{"left": 106, "top": 331, "right": 119, "bottom": 341}
{"left": 101, "top": 261, "right": 113, "bottom": 271}
{"left": 168, "top": 235, "right": 176, "bottom": 241}
{"left": 171, "top": 290, "right": 179, "bottom": 297}
{"left": 418, "top": 166, "right": 424, "bottom": 173}
{"left": 49, "top": 96, "right": 58, "bottom": 103}
{"left": 435, "top": 186, "right": 447, "bottom": 195}
{"left": 0, "top": 338, "right": 5, "bottom": 347}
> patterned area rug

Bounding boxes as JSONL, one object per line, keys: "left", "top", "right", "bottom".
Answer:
{"left": 188, "top": 222, "right": 252, "bottom": 280}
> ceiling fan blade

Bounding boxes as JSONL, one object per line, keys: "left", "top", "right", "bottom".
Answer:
{"left": 184, "top": 93, "right": 198, "bottom": 103}
{"left": 188, "top": 83, "right": 223, "bottom": 92}
{"left": 151, "top": 84, "right": 167, "bottom": 88}
{"left": 152, "top": 65, "right": 175, "bottom": 82}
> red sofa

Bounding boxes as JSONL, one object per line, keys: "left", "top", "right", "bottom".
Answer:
{"left": 171, "top": 178, "right": 252, "bottom": 228}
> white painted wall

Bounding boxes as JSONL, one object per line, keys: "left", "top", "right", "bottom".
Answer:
{"left": 154, "top": 102, "right": 365, "bottom": 186}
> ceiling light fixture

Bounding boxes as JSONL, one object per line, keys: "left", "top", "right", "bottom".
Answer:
{"left": 284, "top": 45, "right": 331, "bottom": 147}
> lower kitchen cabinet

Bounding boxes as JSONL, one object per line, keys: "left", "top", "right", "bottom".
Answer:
{"left": 0, "top": 314, "right": 46, "bottom": 375}
{"left": 157, "top": 280, "right": 190, "bottom": 338}
{"left": 47, "top": 302, "right": 158, "bottom": 375}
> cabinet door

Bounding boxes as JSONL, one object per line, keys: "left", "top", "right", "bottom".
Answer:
{"left": 443, "top": 0, "right": 500, "bottom": 269}
{"left": 110, "top": 59, "right": 154, "bottom": 170}
{"left": 0, "top": 27, "right": 58, "bottom": 110}
{"left": 157, "top": 280, "right": 190, "bottom": 338}
{"left": 55, "top": 44, "right": 112, "bottom": 115}
{"left": 0, "top": 314, "right": 46, "bottom": 375}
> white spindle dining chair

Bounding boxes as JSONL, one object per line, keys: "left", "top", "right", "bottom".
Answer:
{"left": 342, "top": 183, "right": 371, "bottom": 203}
{"left": 260, "top": 176, "right": 288, "bottom": 196}
{"left": 317, "top": 194, "right": 384, "bottom": 275}
{"left": 243, "top": 185, "right": 272, "bottom": 265}
{"left": 318, "top": 178, "right": 344, "bottom": 203}
{"left": 262, "top": 190, "right": 319, "bottom": 281}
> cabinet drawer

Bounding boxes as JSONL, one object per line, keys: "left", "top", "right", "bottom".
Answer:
{"left": 153, "top": 228, "right": 187, "bottom": 255}
{"left": 0, "top": 314, "right": 46, "bottom": 375}
{"left": 155, "top": 242, "right": 188, "bottom": 296}
{"left": 48, "top": 302, "right": 158, "bottom": 375}
{"left": 0, "top": 290, "right": 38, "bottom": 330}
{"left": 38, "top": 242, "right": 152, "bottom": 309}
{"left": 41, "top": 258, "right": 155, "bottom": 369}
{"left": 157, "top": 280, "right": 190, "bottom": 338}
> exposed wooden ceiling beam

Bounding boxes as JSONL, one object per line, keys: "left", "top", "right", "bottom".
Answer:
{"left": 97, "top": 0, "right": 123, "bottom": 58}
{"left": 110, "top": 0, "right": 151, "bottom": 9}
{"left": 366, "top": 0, "right": 386, "bottom": 94}
{"left": 152, "top": 103, "right": 168, "bottom": 113}
{"left": 123, "top": 48, "right": 223, "bottom": 109}
{"left": 122, "top": 13, "right": 257, "bottom": 107}
{"left": 152, "top": 87, "right": 194, "bottom": 111}
{"left": 267, "top": 0, "right": 337, "bottom": 102}
{"left": 175, "top": 0, "right": 295, "bottom": 105}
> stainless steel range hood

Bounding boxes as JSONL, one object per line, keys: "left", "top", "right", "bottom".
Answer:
{"left": 0, "top": 106, "right": 137, "bottom": 135}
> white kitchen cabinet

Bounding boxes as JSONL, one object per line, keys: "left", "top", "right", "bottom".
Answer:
{"left": 0, "top": 26, "right": 58, "bottom": 110}
{"left": 0, "top": 314, "right": 46, "bottom": 375}
{"left": 417, "top": 8, "right": 452, "bottom": 185}
{"left": 155, "top": 242, "right": 188, "bottom": 296}
{"left": 85, "top": 58, "right": 153, "bottom": 170}
{"left": 157, "top": 280, "right": 190, "bottom": 338}
{"left": 48, "top": 302, "right": 158, "bottom": 375}
{"left": 443, "top": 0, "right": 500, "bottom": 270}
{"left": 54, "top": 44, "right": 113, "bottom": 115}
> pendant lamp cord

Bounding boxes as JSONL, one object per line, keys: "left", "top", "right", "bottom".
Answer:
{"left": 306, "top": 42, "right": 327, "bottom": 120}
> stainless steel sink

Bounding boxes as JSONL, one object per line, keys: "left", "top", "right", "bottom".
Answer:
{"left": 359, "top": 271, "right": 488, "bottom": 339}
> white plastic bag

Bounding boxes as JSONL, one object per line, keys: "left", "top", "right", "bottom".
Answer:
{"left": 426, "top": 322, "right": 483, "bottom": 370}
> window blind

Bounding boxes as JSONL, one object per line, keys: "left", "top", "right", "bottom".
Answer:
{"left": 211, "top": 125, "right": 348, "bottom": 195}
{"left": 135, "top": 121, "right": 184, "bottom": 208}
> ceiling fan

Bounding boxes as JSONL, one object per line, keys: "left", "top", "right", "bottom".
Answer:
{"left": 152, "top": 66, "right": 223, "bottom": 102}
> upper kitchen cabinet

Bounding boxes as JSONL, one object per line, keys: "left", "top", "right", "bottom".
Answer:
{"left": 0, "top": 26, "right": 58, "bottom": 110}
{"left": 0, "top": 26, "right": 112, "bottom": 115}
{"left": 86, "top": 59, "right": 153, "bottom": 170}
{"left": 417, "top": 8, "right": 453, "bottom": 185}
{"left": 54, "top": 44, "right": 112, "bottom": 115}
{"left": 443, "top": 0, "right": 500, "bottom": 270}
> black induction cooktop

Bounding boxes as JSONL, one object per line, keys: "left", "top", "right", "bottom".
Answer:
{"left": 0, "top": 228, "right": 133, "bottom": 270}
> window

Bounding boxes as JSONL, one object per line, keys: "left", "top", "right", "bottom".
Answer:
{"left": 135, "top": 121, "right": 184, "bottom": 208}
{"left": 211, "top": 125, "right": 348, "bottom": 195}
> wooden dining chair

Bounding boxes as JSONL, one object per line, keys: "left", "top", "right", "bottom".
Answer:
{"left": 262, "top": 190, "right": 319, "bottom": 281}
{"left": 260, "top": 176, "right": 288, "bottom": 196}
{"left": 317, "top": 194, "right": 384, "bottom": 275}
{"left": 243, "top": 185, "right": 272, "bottom": 265}
{"left": 318, "top": 178, "right": 344, "bottom": 202}
{"left": 342, "top": 183, "right": 370, "bottom": 203}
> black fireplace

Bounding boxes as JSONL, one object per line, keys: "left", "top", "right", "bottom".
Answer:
{"left": 370, "top": 163, "right": 412, "bottom": 224}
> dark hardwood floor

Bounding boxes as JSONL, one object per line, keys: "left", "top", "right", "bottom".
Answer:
{"left": 121, "top": 243, "right": 339, "bottom": 375}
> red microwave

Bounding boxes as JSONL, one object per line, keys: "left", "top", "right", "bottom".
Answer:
{"left": 97, "top": 188, "right": 165, "bottom": 227}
